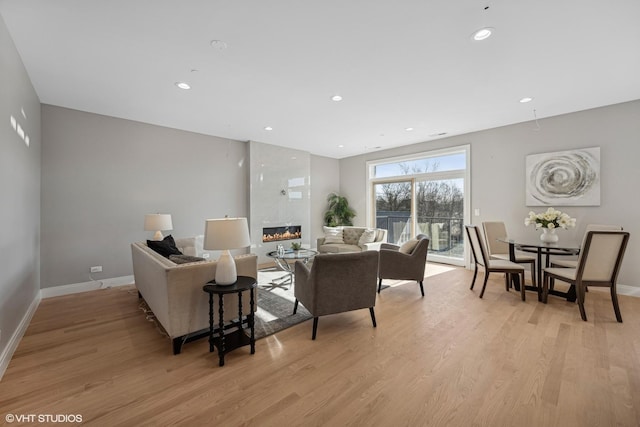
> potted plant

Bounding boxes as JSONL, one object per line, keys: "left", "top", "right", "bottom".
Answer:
{"left": 324, "top": 193, "right": 356, "bottom": 226}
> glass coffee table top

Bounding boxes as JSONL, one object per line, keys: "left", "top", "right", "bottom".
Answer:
{"left": 264, "top": 249, "right": 318, "bottom": 290}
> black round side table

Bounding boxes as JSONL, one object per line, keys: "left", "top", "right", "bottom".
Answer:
{"left": 202, "top": 276, "right": 257, "bottom": 366}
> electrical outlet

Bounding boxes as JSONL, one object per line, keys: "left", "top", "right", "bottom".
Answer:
{"left": 90, "top": 266, "right": 102, "bottom": 273}
{"left": 474, "top": 208, "right": 481, "bottom": 216}
{"left": 202, "top": 253, "right": 210, "bottom": 259}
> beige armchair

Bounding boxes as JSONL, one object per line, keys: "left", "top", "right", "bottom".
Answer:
{"left": 293, "top": 251, "right": 379, "bottom": 340}
{"left": 377, "top": 235, "right": 429, "bottom": 296}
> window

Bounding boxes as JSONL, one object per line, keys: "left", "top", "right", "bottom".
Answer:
{"left": 367, "top": 145, "right": 470, "bottom": 266}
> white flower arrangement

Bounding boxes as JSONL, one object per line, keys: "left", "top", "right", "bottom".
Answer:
{"left": 524, "top": 207, "right": 576, "bottom": 230}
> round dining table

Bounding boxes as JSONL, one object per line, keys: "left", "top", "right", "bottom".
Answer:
{"left": 498, "top": 237, "right": 580, "bottom": 302}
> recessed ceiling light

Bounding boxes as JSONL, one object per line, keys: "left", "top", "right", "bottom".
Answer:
{"left": 519, "top": 97, "right": 534, "bottom": 103}
{"left": 175, "top": 82, "right": 191, "bottom": 90}
{"left": 210, "top": 40, "right": 228, "bottom": 50}
{"left": 405, "top": 127, "right": 414, "bottom": 131}
{"left": 429, "top": 132, "right": 448, "bottom": 137}
{"left": 472, "top": 27, "right": 494, "bottom": 41}
{"left": 331, "top": 95, "right": 343, "bottom": 102}
{"left": 264, "top": 126, "right": 273, "bottom": 131}
{"left": 337, "top": 144, "right": 344, "bottom": 148}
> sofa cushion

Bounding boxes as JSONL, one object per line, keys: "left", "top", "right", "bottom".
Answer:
{"left": 358, "top": 229, "right": 376, "bottom": 247}
{"left": 169, "top": 254, "right": 206, "bottom": 264}
{"left": 318, "top": 243, "right": 362, "bottom": 254}
{"left": 399, "top": 238, "right": 419, "bottom": 254}
{"left": 342, "top": 227, "right": 364, "bottom": 245}
{"left": 147, "top": 235, "right": 183, "bottom": 258}
{"left": 323, "top": 226, "right": 344, "bottom": 244}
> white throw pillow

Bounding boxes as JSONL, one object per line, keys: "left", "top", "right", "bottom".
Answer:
{"left": 323, "top": 226, "right": 344, "bottom": 244}
{"left": 358, "top": 229, "right": 377, "bottom": 247}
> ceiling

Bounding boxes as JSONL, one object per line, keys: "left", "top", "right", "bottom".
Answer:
{"left": 2, "top": 0, "right": 640, "bottom": 159}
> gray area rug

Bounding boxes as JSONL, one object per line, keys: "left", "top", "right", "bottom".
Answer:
{"left": 254, "top": 287, "right": 311, "bottom": 339}
{"left": 254, "top": 269, "right": 312, "bottom": 339}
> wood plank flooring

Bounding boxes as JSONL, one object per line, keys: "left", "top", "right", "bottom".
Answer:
{"left": 2, "top": 265, "right": 640, "bottom": 426}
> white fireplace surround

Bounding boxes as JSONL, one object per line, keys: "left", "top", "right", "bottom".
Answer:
{"left": 249, "top": 141, "right": 311, "bottom": 265}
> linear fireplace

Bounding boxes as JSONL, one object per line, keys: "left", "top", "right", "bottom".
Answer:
{"left": 262, "top": 225, "right": 302, "bottom": 242}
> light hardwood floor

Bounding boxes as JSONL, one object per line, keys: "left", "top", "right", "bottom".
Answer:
{"left": 2, "top": 265, "right": 640, "bottom": 426}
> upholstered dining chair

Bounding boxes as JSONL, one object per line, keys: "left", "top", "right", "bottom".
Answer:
{"left": 551, "top": 224, "right": 623, "bottom": 268}
{"left": 293, "top": 251, "right": 379, "bottom": 340}
{"left": 377, "top": 234, "right": 430, "bottom": 296}
{"left": 482, "top": 221, "right": 536, "bottom": 287}
{"left": 465, "top": 225, "right": 526, "bottom": 300}
{"left": 543, "top": 230, "right": 629, "bottom": 322}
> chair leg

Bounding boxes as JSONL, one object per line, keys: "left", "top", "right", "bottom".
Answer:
{"left": 470, "top": 264, "right": 478, "bottom": 290}
{"left": 577, "top": 283, "right": 587, "bottom": 321}
{"left": 378, "top": 278, "right": 382, "bottom": 294}
{"left": 542, "top": 273, "right": 549, "bottom": 304}
{"left": 610, "top": 286, "right": 623, "bottom": 323}
{"left": 418, "top": 281, "right": 424, "bottom": 297}
{"left": 520, "top": 272, "right": 526, "bottom": 301}
{"left": 479, "top": 271, "right": 489, "bottom": 298}
{"left": 369, "top": 307, "right": 377, "bottom": 327}
{"left": 529, "top": 261, "right": 536, "bottom": 288}
{"left": 293, "top": 299, "right": 299, "bottom": 315}
{"left": 312, "top": 317, "right": 319, "bottom": 340}
{"left": 504, "top": 274, "right": 509, "bottom": 292}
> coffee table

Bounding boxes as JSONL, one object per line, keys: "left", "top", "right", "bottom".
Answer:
{"left": 264, "top": 249, "right": 318, "bottom": 290}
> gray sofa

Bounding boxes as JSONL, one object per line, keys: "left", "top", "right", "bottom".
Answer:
{"left": 131, "top": 236, "right": 257, "bottom": 354}
{"left": 316, "top": 226, "right": 387, "bottom": 254}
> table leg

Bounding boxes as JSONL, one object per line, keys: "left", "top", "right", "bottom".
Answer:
{"left": 250, "top": 288, "right": 255, "bottom": 354}
{"left": 508, "top": 242, "right": 521, "bottom": 291}
{"left": 218, "top": 294, "right": 225, "bottom": 367}
{"left": 208, "top": 292, "right": 214, "bottom": 353}
{"left": 537, "top": 249, "right": 543, "bottom": 302}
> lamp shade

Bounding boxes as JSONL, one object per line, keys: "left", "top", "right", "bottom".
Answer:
{"left": 204, "top": 217, "right": 251, "bottom": 285}
{"left": 203, "top": 217, "right": 251, "bottom": 250}
{"left": 144, "top": 214, "right": 173, "bottom": 231}
{"left": 144, "top": 214, "right": 173, "bottom": 240}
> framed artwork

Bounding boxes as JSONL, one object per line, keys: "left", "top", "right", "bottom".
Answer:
{"left": 526, "top": 147, "right": 600, "bottom": 206}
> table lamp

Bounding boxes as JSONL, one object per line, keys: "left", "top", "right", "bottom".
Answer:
{"left": 204, "top": 217, "right": 251, "bottom": 285}
{"left": 144, "top": 214, "right": 173, "bottom": 240}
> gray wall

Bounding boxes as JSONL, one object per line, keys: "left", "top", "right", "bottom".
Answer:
{"left": 339, "top": 100, "right": 640, "bottom": 286}
{"left": 310, "top": 155, "right": 340, "bottom": 243}
{"left": 40, "top": 106, "right": 338, "bottom": 287}
{"left": 0, "top": 15, "right": 41, "bottom": 354}
{"left": 41, "top": 105, "right": 249, "bottom": 288}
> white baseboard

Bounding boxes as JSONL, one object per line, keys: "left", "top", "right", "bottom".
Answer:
{"left": 40, "top": 275, "right": 135, "bottom": 299}
{"left": 616, "top": 284, "right": 640, "bottom": 297}
{"left": 0, "top": 292, "right": 41, "bottom": 381}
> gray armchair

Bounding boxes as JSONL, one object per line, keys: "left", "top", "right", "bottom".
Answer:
{"left": 293, "top": 251, "right": 379, "bottom": 340}
{"left": 377, "top": 235, "right": 430, "bottom": 296}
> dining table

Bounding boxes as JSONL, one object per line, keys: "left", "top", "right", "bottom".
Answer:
{"left": 497, "top": 237, "right": 580, "bottom": 302}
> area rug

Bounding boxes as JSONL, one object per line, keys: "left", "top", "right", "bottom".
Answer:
{"left": 254, "top": 269, "right": 312, "bottom": 339}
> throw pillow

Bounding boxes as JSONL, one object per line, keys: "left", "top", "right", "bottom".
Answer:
{"left": 358, "top": 229, "right": 377, "bottom": 247}
{"left": 399, "top": 238, "right": 419, "bottom": 254}
{"left": 147, "top": 235, "right": 183, "bottom": 258}
{"left": 323, "top": 226, "right": 344, "bottom": 244}
{"left": 169, "top": 254, "right": 206, "bottom": 264}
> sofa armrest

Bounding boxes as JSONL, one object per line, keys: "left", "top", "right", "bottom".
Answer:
{"left": 362, "top": 242, "right": 384, "bottom": 251}
{"left": 317, "top": 237, "right": 326, "bottom": 248}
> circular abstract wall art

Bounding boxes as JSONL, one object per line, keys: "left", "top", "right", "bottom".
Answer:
{"left": 526, "top": 147, "right": 600, "bottom": 206}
